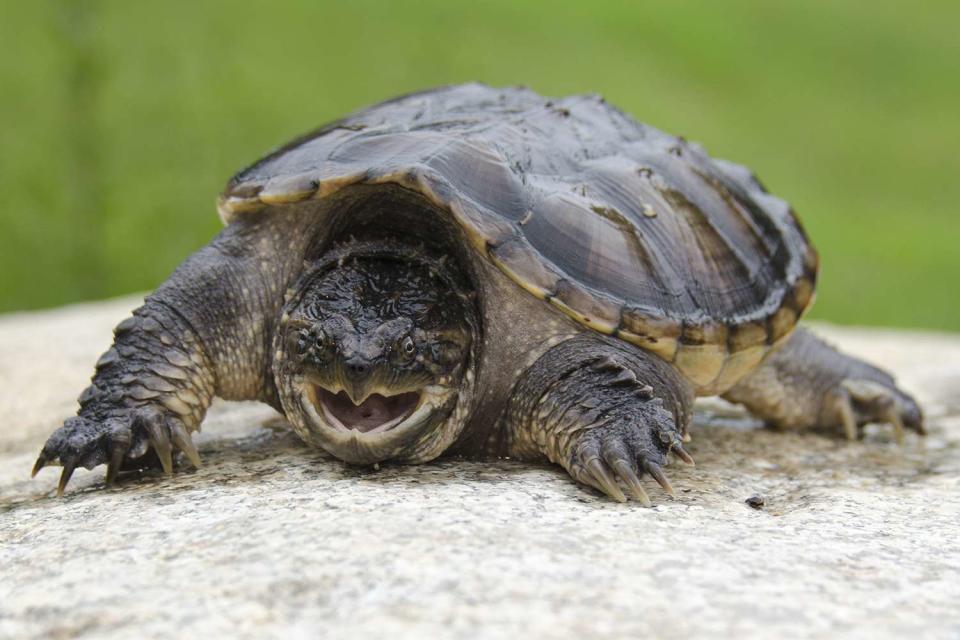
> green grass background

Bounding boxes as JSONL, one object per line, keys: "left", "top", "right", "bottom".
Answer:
{"left": 1, "top": 1, "right": 958, "bottom": 330}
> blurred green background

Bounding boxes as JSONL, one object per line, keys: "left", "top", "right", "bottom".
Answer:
{"left": 1, "top": 1, "right": 958, "bottom": 330}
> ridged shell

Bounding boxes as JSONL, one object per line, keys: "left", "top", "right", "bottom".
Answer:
{"left": 219, "top": 83, "right": 818, "bottom": 393}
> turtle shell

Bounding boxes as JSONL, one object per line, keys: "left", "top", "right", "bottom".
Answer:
{"left": 219, "top": 83, "right": 818, "bottom": 394}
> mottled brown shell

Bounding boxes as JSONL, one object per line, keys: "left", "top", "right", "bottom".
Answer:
{"left": 219, "top": 83, "right": 818, "bottom": 393}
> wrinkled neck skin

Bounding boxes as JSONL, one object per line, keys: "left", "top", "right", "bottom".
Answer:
{"left": 274, "top": 239, "right": 478, "bottom": 465}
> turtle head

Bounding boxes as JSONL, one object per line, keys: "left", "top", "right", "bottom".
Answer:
{"left": 275, "top": 241, "right": 476, "bottom": 465}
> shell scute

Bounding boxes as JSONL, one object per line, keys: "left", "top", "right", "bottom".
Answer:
{"left": 549, "top": 280, "right": 622, "bottom": 335}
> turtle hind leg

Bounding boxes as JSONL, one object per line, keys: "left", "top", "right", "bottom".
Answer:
{"left": 723, "top": 327, "right": 924, "bottom": 443}
{"left": 504, "top": 334, "right": 696, "bottom": 504}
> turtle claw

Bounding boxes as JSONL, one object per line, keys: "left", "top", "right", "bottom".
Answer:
{"left": 568, "top": 404, "right": 684, "bottom": 505}
{"left": 832, "top": 388, "right": 859, "bottom": 441}
{"left": 643, "top": 461, "right": 675, "bottom": 498}
{"left": 105, "top": 457, "right": 121, "bottom": 486}
{"left": 169, "top": 420, "right": 202, "bottom": 468}
{"left": 672, "top": 443, "right": 695, "bottom": 466}
{"left": 144, "top": 414, "right": 174, "bottom": 474}
{"left": 885, "top": 407, "right": 906, "bottom": 446}
{"left": 828, "top": 378, "right": 924, "bottom": 445}
{"left": 57, "top": 461, "right": 76, "bottom": 497}
{"left": 586, "top": 458, "right": 627, "bottom": 503}
{"left": 104, "top": 436, "right": 130, "bottom": 486}
{"left": 31, "top": 455, "right": 47, "bottom": 479}
{"left": 33, "top": 406, "right": 199, "bottom": 495}
{"left": 610, "top": 459, "right": 652, "bottom": 507}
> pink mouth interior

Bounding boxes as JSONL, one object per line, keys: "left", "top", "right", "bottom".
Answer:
{"left": 316, "top": 387, "right": 420, "bottom": 433}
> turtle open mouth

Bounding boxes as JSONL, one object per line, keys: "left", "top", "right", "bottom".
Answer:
{"left": 314, "top": 386, "right": 421, "bottom": 434}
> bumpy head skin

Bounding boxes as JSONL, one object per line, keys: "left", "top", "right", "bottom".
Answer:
{"left": 274, "top": 240, "right": 477, "bottom": 464}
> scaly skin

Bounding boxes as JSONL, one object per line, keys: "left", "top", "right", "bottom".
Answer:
{"left": 504, "top": 334, "right": 696, "bottom": 503}
{"left": 723, "top": 327, "right": 924, "bottom": 443}
{"left": 273, "top": 240, "right": 477, "bottom": 465}
{"left": 501, "top": 327, "right": 923, "bottom": 503}
{"left": 34, "top": 303, "right": 215, "bottom": 492}
{"left": 34, "top": 212, "right": 311, "bottom": 493}
{"left": 32, "top": 213, "right": 923, "bottom": 504}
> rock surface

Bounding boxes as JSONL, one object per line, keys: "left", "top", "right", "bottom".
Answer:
{"left": 1, "top": 296, "right": 958, "bottom": 639}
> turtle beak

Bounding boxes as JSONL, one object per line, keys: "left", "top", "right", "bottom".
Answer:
{"left": 342, "top": 355, "right": 376, "bottom": 404}
{"left": 312, "top": 386, "right": 423, "bottom": 435}
{"left": 345, "top": 380, "right": 373, "bottom": 405}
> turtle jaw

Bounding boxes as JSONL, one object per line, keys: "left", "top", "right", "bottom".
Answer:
{"left": 310, "top": 385, "right": 423, "bottom": 435}
{"left": 292, "top": 379, "right": 459, "bottom": 465}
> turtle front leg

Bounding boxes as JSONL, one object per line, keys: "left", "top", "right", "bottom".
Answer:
{"left": 723, "top": 327, "right": 924, "bottom": 443}
{"left": 504, "top": 334, "right": 696, "bottom": 504}
{"left": 33, "top": 219, "right": 302, "bottom": 495}
{"left": 34, "top": 302, "right": 215, "bottom": 494}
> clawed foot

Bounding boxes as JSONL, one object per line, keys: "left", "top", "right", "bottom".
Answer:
{"left": 823, "top": 378, "right": 924, "bottom": 445}
{"left": 568, "top": 406, "right": 694, "bottom": 505}
{"left": 33, "top": 406, "right": 202, "bottom": 496}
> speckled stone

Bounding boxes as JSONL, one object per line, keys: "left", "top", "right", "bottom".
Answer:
{"left": 1, "top": 296, "right": 959, "bottom": 640}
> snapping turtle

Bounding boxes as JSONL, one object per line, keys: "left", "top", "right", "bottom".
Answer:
{"left": 34, "top": 83, "right": 923, "bottom": 503}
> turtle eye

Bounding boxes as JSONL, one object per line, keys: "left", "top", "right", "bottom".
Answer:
{"left": 315, "top": 330, "right": 329, "bottom": 350}
{"left": 295, "top": 329, "right": 310, "bottom": 355}
{"left": 399, "top": 335, "right": 416, "bottom": 359}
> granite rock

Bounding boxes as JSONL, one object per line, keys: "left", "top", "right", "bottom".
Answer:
{"left": 1, "top": 296, "right": 958, "bottom": 639}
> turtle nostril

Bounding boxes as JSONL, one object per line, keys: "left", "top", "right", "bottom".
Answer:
{"left": 346, "top": 360, "right": 370, "bottom": 377}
